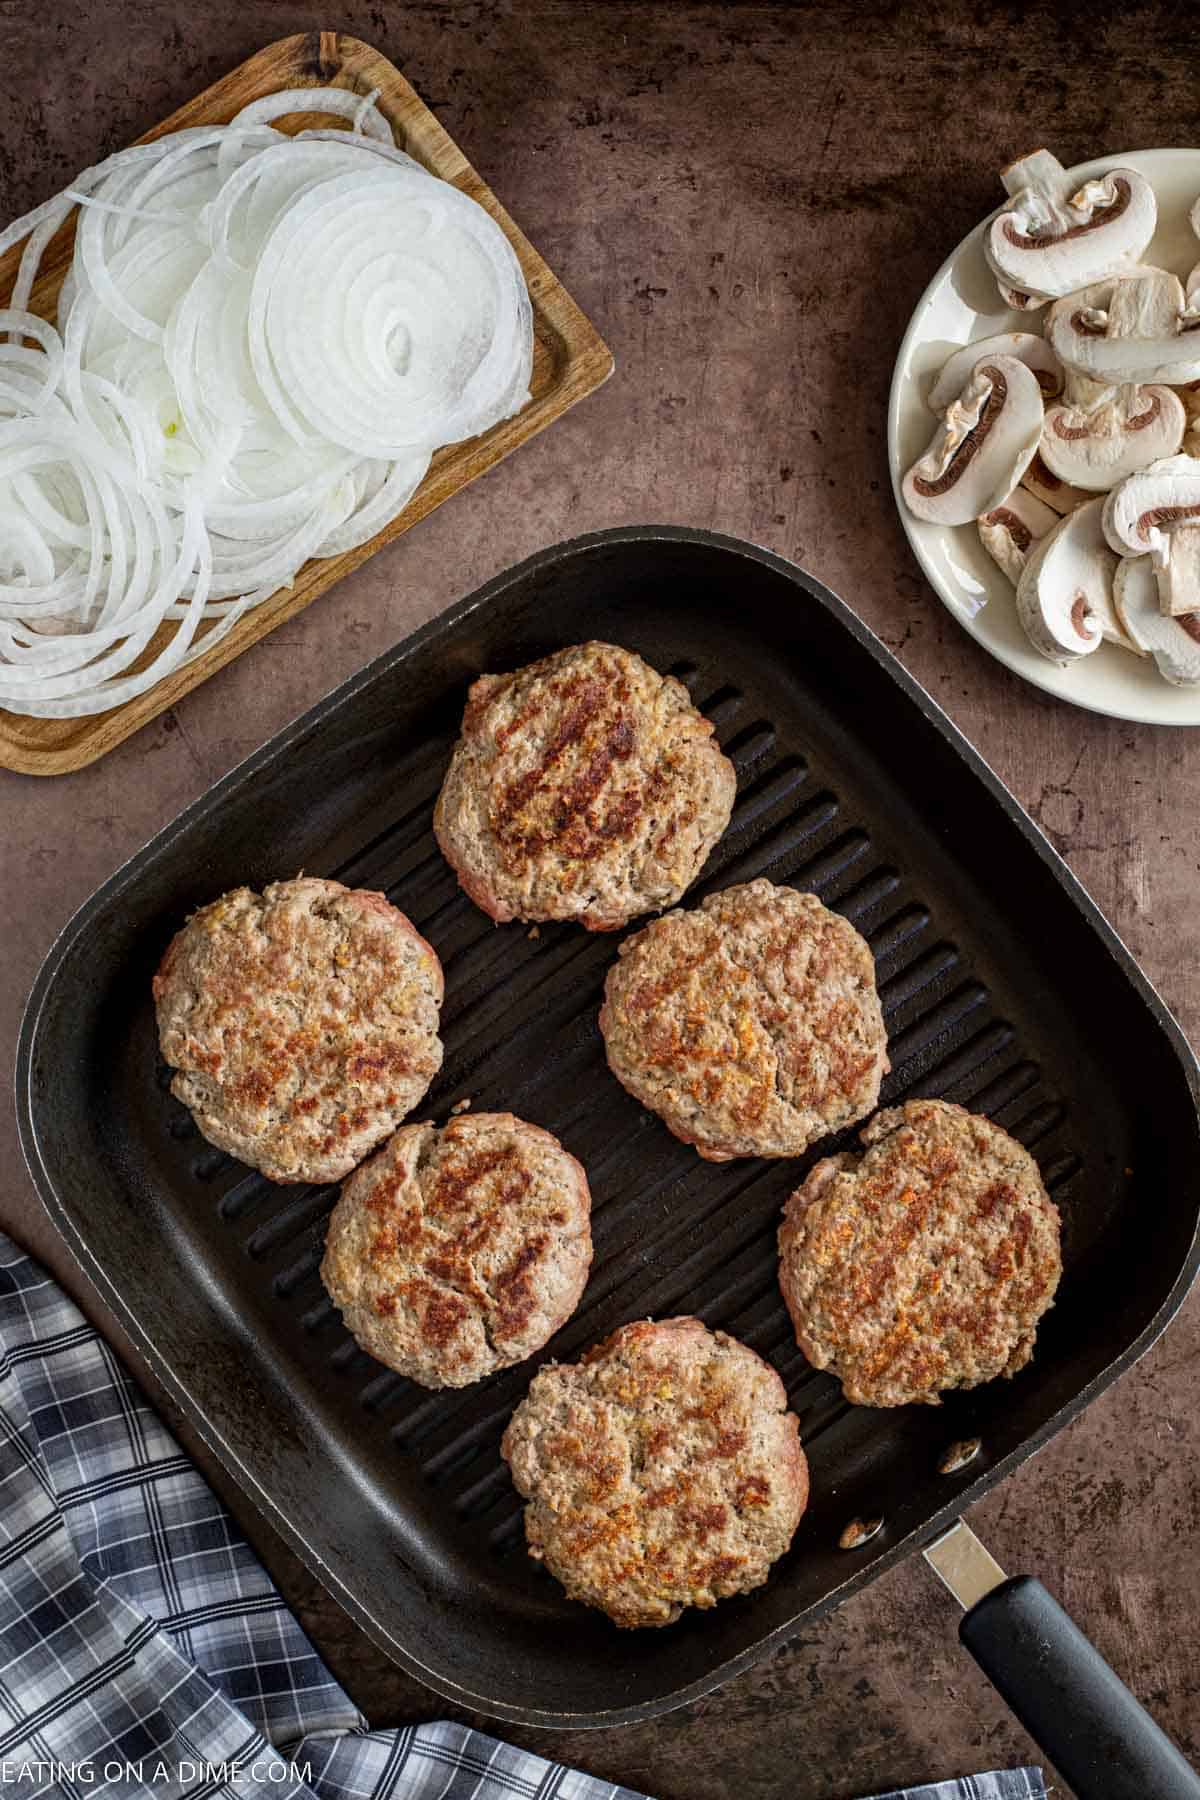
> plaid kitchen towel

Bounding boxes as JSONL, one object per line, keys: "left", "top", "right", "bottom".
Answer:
{"left": 0, "top": 1233, "right": 1046, "bottom": 1800}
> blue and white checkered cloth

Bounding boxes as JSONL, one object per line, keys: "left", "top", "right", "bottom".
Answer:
{"left": 0, "top": 1233, "right": 1045, "bottom": 1800}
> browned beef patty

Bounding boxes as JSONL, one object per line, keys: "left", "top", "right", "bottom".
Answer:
{"left": 433, "top": 642, "right": 736, "bottom": 930}
{"left": 501, "top": 1316, "right": 808, "bottom": 1627}
{"left": 321, "top": 1112, "right": 592, "bottom": 1388}
{"left": 778, "top": 1098, "right": 1063, "bottom": 1407}
{"left": 153, "top": 877, "right": 443, "bottom": 1185}
{"left": 599, "top": 878, "right": 887, "bottom": 1159}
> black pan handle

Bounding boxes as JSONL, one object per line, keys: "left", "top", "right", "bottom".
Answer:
{"left": 960, "top": 1574, "right": 1200, "bottom": 1800}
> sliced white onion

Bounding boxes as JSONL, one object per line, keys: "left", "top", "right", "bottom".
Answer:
{"left": 250, "top": 167, "right": 532, "bottom": 456}
{"left": 230, "top": 86, "right": 393, "bottom": 144}
{"left": 0, "top": 92, "right": 533, "bottom": 716}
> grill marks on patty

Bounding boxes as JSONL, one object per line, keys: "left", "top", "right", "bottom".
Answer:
{"left": 321, "top": 1113, "right": 593, "bottom": 1388}
{"left": 434, "top": 643, "right": 736, "bottom": 929}
{"left": 492, "top": 669, "right": 645, "bottom": 862}
{"left": 778, "top": 1099, "right": 1062, "bottom": 1408}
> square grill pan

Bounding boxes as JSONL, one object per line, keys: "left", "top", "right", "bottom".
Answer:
{"left": 17, "top": 527, "right": 1200, "bottom": 1728}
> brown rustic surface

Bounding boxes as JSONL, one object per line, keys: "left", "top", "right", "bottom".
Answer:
{"left": 2, "top": 3, "right": 1198, "bottom": 1796}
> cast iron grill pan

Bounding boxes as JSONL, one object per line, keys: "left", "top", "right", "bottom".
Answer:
{"left": 17, "top": 529, "right": 1200, "bottom": 1726}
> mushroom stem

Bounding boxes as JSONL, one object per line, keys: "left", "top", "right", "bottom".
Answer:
{"left": 1151, "top": 524, "right": 1200, "bottom": 618}
{"left": 1114, "top": 554, "right": 1200, "bottom": 682}
{"left": 1001, "top": 150, "right": 1072, "bottom": 227}
{"left": 1061, "top": 372, "right": 1118, "bottom": 414}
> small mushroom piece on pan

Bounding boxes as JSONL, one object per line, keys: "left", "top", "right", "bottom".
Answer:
{"left": 1102, "top": 456, "right": 1200, "bottom": 599}
{"left": 927, "top": 333, "right": 1063, "bottom": 413}
{"left": 1016, "top": 497, "right": 1125, "bottom": 663}
{"left": 903, "top": 355, "right": 1044, "bottom": 527}
{"left": 1040, "top": 371, "right": 1186, "bottom": 492}
{"left": 1113, "top": 554, "right": 1200, "bottom": 683}
{"left": 978, "top": 486, "right": 1059, "bottom": 585}
{"left": 1021, "top": 450, "right": 1090, "bottom": 516}
{"left": 985, "top": 150, "right": 1156, "bottom": 309}
{"left": 1048, "top": 270, "right": 1200, "bottom": 387}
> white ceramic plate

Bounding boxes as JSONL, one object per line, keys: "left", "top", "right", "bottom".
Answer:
{"left": 888, "top": 148, "right": 1200, "bottom": 726}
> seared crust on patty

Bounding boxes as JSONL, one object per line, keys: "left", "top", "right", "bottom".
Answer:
{"left": 778, "top": 1099, "right": 1062, "bottom": 1407}
{"left": 320, "top": 1112, "right": 593, "bottom": 1388}
{"left": 433, "top": 642, "right": 736, "bottom": 931}
{"left": 153, "top": 878, "right": 443, "bottom": 1186}
{"left": 599, "top": 879, "right": 888, "bottom": 1160}
{"left": 501, "top": 1316, "right": 808, "bottom": 1628}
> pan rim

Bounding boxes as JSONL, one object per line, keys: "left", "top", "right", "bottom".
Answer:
{"left": 15, "top": 524, "right": 1200, "bottom": 1728}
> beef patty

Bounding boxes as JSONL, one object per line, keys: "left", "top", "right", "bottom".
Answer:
{"left": 153, "top": 877, "right": 443, "bottom": 1185}
{"left": 321, "top": 1111, "right": 593, "bottom": 1388}
{"left": 599, "top": 878, "right": 887, "bottom": 1159}
{"left": 433, "top": 641, "right": 736, "bottom": 930}
{"left": 778, "top": 1098, "right": 1063, "bottom": 1407}
{"left": 501, "top": 1316, "right": 808, "bottom": 1627}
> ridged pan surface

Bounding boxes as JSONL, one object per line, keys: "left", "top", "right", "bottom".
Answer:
{"left": 17, "top": 528, "right": 1200, "bottom": 1727}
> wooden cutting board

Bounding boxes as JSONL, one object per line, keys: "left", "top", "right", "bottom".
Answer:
{"left": 0, "top": 31, "right": 613, "bottom": 776}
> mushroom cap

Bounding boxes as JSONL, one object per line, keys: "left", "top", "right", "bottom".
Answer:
{"left": 1015, "top": 497, "right": 1120, "bottom": 663}
{"left": 1113, "top": 554, "right": 1200, "bottom": 682}
{"left": 1047, "top": 270, "right": 1200, "bottom": 386}
{"left": 1040, "top": 384, "right": 1186, "bottom": 490}
{"left": 986, "top": 154, "right": 1156, "bottom": 304}
{"left": 928, "top": 334, "right": 1063, "bottom": 414}
{"left": 903, "top": 355, "right": 1044, "bottom": 527}
{"left": 978, "top": 486, "right": 1059, "bottom": 586}
{"left": 1102, "top": 454, "right": 1200, "bottom": 555}
{"left": 1021, "top": 450, "right": 1090, "bottom": 516}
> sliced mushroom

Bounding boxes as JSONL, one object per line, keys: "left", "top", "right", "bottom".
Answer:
{"left": 1102, "top": 456, "right": 1200, "bottom": 575}
{"left": 903, "top": 355, "right": 1044, "bottom": 526}
{"left": 1109, "top": 559, "right": 1151, "bottom": 659}
{"left": 1150, "top": 524, "right": 1200, "bottom": 618}
{"left": 1113, "top": 554, "right": 1200, "bottom": 682}
{"left": 1021, "top": 449, "right": 1090, "bottom": 515}
{"left": 1047, "top": 270, "right": 1200, "bottom": 386}
{"left": 1040, "top": 368, "right": 1185, "bottom": 490}
{"left": 928, "top": 333, "right": 1063, "bottom": 413}
{"left": 1015, "top": 496, "right": 1122, "bottom": 663}
{"left": 978, "top": 486, "right": 1059, "bottom": 585}
{"left": 1174, "top": 276, "right": 1200, "bottom": 434}
{"left": 985, "top": 150, "right": 1156, "bottom": 308}
{"left": 998, "top": 280, "right": 1047, "bottom": 313}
